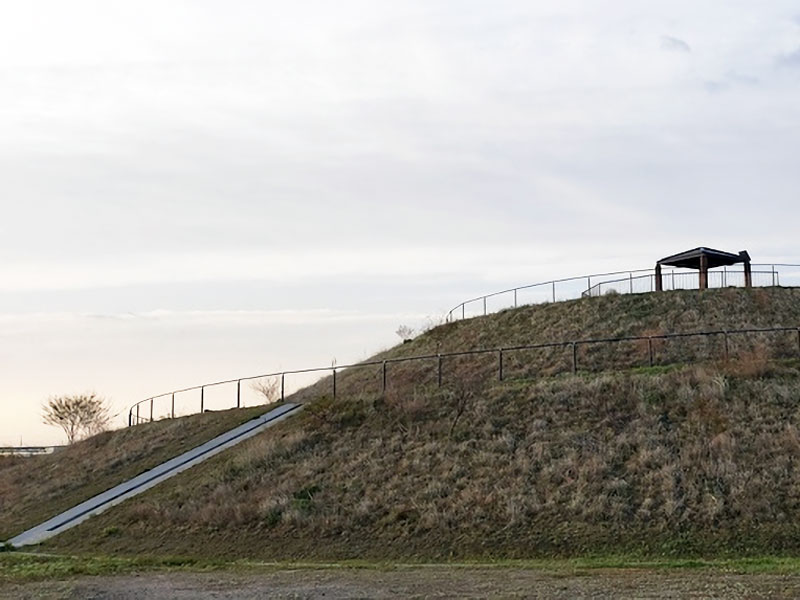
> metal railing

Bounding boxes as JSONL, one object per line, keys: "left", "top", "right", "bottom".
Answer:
{"left": 129, "top": 324, "right": 800, "bottom": 426}
{"left": 446, "top": 268, "right": 652, "bottom": 322}
{"left": 0, "top": 446, "right": 65, "bottom": 457}
{"left": 446, "top": 264, "right": 800, "bottom": 321}
{"left": 581, "top": 270, "right": 779, "bottom": 298}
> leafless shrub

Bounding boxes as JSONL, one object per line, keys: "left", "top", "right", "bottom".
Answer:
{"left": 250, "top": 377, "right": 281, "bottom": 404}
{"left": 443, "top": 375, "right": 484, "bottom": 438}
{"left": 42, "top": 392, "right": 111, "bottom": 444}
{"left": 396, "top": 325, "right": 415, "bottom": 342}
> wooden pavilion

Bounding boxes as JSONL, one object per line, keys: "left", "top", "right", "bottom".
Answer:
{"left": 655, "top": 247, "right": 752, "bottom": 291}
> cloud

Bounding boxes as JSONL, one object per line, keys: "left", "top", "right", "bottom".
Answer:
{"left": 777, "top": 47, "right": 800, "bottom": 68}
{"left": 661, "top": 35, "right": 691, "bottom": 53}
{"left": 703, "top": 71, "right": 760, "bottom": 94}
{"left": 703, "top": 81, "right": 727, "bottom": 94}
{"left": 725, "top": 71, "right": 759, "bottom": 86}
{"left": 0, "top": 308, "right": 429, "bottom": 328}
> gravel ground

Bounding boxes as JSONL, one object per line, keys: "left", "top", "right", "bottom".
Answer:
{"left": 4, "top": 568, "right": 800, "bottom": 600}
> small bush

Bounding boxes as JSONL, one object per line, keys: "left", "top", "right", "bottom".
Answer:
{"left": 292, "top": 484, "right": 321, "bottom": 512}
{"left": 263, "top": 508, "right": 282, "bottom": 527}
{"left": 102, "top": 526, "right": 121, "bottom": 537}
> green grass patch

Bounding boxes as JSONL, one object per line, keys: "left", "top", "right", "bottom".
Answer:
{"left": 0, "top": 552, "right": 222, "bottom": 583}
{"left": 6, "top": 553, "right": 800, "bottom": 583}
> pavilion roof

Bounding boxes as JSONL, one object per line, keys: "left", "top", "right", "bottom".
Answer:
{"left": 657, "top": 247, "right": 750, "bottom": 270}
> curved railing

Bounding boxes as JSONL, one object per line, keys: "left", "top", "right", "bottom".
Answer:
{"left": 445, "top": 268, "right": 652, "bottom": 322}
{"left": 129, "top": 323, "right": 800, "bottom": 426}
{"left": 128, "top": 262, "right": 800, "bottom": 426}
{"left": 581, "top": 269, "right": 780, "bottom": 298}
{"left": 446, "top": 263, "right": 800, "bottom": 321}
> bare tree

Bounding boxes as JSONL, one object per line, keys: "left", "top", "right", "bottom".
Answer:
{"left": 396, "top": 325, "right": 415, "bottom": 342}
{"left": 251, "top": 377, "right": 281, "bottom": 404}
{"left": 42, "top": 393, "right": 111, "bottom": 444}
{"left": 444, "top": 374, "right": 485, "bottom": 439}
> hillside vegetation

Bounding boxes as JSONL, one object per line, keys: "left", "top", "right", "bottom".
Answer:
{"left": 291, "top": 286, "right": 800, "bottom": 401}
{"left": 36, "top": 287, "right": 800, "bottom": 559}
{"left": 0, "top": 406, "right": 268, "bottom": 541}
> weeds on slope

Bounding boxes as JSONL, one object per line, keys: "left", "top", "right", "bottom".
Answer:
{"left": 0, "top": 406, "right": 269, "bottom": 540}
{"left": 43, "top": 358, "right": 800, "bottom": 560}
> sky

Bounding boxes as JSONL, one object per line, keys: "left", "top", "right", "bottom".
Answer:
{"left": 1, "top": 1, "right": 799, "bottom": 444}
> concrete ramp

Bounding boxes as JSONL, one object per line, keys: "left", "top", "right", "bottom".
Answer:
{"left": 7, "top": 403, "right": 303, "bottom": 547}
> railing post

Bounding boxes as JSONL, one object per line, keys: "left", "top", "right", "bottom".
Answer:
{"left": 773, "top": 265, "right": 776, "bottom": 286}
{"left": 648, "top": 337, "right": 654, "bottom": 367}
{"left": 514, "top": 289, "right": 518, "bottom": 308}
{"left": 150, "top": 398, "right": 154, "bottom": 422}
{"left": 724, "top": 332, "right": 730, "bottom": 361}
{"left": 437, "top": 354, "right": 443, "bottom": 387}
{"left": 483, "top": 297, "right": 487, "bottom": 316}
{"left": 552, "top": 281, "right": 556, "bottom": 303}
{"left": 128, "top": 409, "right": 132, "bottom": 427}
{"left": 136, "top": 404, "right": 140, "bottom": 424}
{"left": 332, "top": 369, "right": 337, "bottom": 398}
{"left": 498, "top": 349, "right": 504, "bottom": 381}
{"left": 382, "top": 361, "right": 387, "bottom": 393}
{"left": 462, "top": 304, "right": 465, "bottom": 320}
{"left": 236, "top": 380, "right": 241, "bottom": 408}
{"left": 281, "top": 373, "right": 285, "bottom": 402}
{"left": 171, "top": 393, "right": 175, "bottom": 419}
{"left": 572, "top": 342, "right": 578, "bottom": 373}
{"left": 629, "top": 272, "right": 633, "bottom": 294}
{"left": 200, "top": 387, "right": 204, "bottom": 413}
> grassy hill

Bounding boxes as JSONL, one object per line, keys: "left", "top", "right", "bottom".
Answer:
{"left": 290, "top": 286, "right": 800, "bottom": 401}
{"left": 31, "top": 287, "right": 800, "bottom": 559}
{"left": 0, "top": 406, "right": 268, "bottom": 541}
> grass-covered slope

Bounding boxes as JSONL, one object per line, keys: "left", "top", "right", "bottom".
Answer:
{"left": 45, "top": 361, "right": 800, "bottom": 559}
{"left": 390, "top": 285, "right": 800, "bottom": 356}
{"left": 292, "top": 286, "right": 800, "bottom": 401}
{"left": 37, "top": 288, "right": 800, "bottom": 558}
{"left": 0, "top": 405, "right": 268, "bottom": 541}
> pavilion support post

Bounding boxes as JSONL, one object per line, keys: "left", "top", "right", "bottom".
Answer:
{"left": 699, "top": 254, "right": 709, "bottom": 290}
{"left": 744, "top": 260, "right": 752, "bottom": 288}
{"left": 655, "top": 263, "right": 663, "bottom": 292}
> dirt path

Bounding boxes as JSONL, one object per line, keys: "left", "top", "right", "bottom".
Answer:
{"left": 4, "top": 568, "right": 800, "bottom": 599}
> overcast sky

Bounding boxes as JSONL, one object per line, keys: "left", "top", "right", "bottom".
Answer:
{"left": 2, "top": 1, "right": 799, "bottom": 444}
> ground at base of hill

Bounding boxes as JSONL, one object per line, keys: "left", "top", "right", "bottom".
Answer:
{"left": 5, "top": 567, "right": 800, "bottom": 599}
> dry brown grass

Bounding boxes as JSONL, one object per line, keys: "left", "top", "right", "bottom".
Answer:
{"left": 722, "top": 343, "right": 773, "bottom": 379}
{"left": 26, "top": 287, "right": 800, "bottom": 559}
{"left": 0, "top": 405, "right": 268, "bottom": 540}
{"left": 290, "top": 287, "right": 800, "bottom": 404}
{"left": 45, "top": 360, "right": 800, "bottom": 560}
